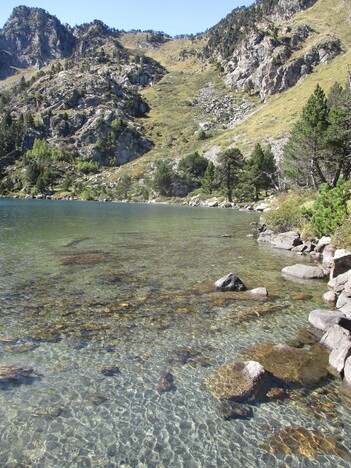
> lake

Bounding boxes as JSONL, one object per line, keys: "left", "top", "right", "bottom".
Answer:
{"left": 0, "top": 198, "right": 350, "bottom": 467}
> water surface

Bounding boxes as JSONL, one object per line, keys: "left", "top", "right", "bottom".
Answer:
{"left": 0, "top": 199, "right": 350, "bottom": 467}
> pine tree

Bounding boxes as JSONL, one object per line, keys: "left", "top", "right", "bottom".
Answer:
{"left": 201, "top": 162, "right": 215, "bottom": 194}
{"left": 217, "top": 148, "right": 243, "bottom": 202}
{"left": 283, "top": 84, "right": 329, "bottom": 189}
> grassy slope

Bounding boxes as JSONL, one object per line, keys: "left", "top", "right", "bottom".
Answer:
{"left": 119, "top": 33, "right": 242, "bottom": 168}
{"left": 119, "top": 0, "right": 351, "bottom": 171}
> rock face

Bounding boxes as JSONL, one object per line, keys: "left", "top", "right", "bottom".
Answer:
{"left": 0, "top": 7, "right": 166, "bottom": 168}
{"left": 331, "top": 249, "right": 351, "bottom": 278}
{"left": 206, "top": 0, "right": 340, "bottom": 98}
{"left": 282, "top": 264, "right": 326, "bottom": 279}
{"left": 214, "top": 273, "right": 247, "bottom": 291}
{"left": 0, "top": 6, "right": 77, "bottom": 77}
{"left": 205, "top": 360, "right": 266, "bottom": 402}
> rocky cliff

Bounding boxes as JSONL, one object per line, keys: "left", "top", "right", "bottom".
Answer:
{"left": 0, "top": 7, "right": 166, "bottom": 166}
{"left": 205, "top": 0, "right": 341, "bottom": 97}
{"left": 0, "top": 6, "right": 76, "bottom": 77}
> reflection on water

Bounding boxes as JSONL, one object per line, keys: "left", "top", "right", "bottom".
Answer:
{"left": 0, "top": 198, "right": 350, "bottom": 467}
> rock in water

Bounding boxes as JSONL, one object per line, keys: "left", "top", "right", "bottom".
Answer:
{"left": 271, "top": 231, "right": 303, "bottom": 250}
{"left": 216, "top": 400, "right": 254, "bottom": 420}
{"left": 308, "top": 309, "right": 347, "bottom": 332}
{"left": 157, "top": 372, "right": 176, "bottom": 393}
{"left": 205, "top": 360, "right": 266, "bottom": 402}
{"left": 282, "top": 264, "right": 326, "bottom": 279}
{"left": 214, "top": 273, "right": 247, "bottom": 291}
{"left": 240, "top": 343, "right": 329, "bottom": 385}
{"left": 0, "top": 364, "right": 34, "bottom": 382}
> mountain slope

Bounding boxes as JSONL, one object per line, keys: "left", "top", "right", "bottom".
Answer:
{"left": 0, "top": 0, "right": 350, "bottom": 200}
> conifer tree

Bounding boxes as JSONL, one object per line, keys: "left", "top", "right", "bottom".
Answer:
{"left": 201, "top": 161, "right": 215, "bottom": 194}
{"left": 283, "top": 84, "right": 329, "bottom": 189}
{"left": 217, "top": 148, "right": 243, "bottom": 202}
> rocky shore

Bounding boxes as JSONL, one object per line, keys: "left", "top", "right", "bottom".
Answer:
{"left": 207, "top": 224, "right": 351, "bottom": 427}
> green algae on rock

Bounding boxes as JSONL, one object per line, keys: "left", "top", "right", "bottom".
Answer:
{"left": 261, "top": 426, "right": 351, "bottom": 459}
{"left": 205, "top": 360, "right": 266, "bottom": 402}
{"left": 240, "top": 342, "right": 329, "bottom": 385}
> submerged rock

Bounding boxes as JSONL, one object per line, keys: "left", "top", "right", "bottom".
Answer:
{"left": 240, "top": 342, "right": 329, "bottom": 385}
{"left": 205, "top": 360, "right": 266, "bottom": 402}
{"left": 60, "top": 250, "right": 108, "bottom": 266}
{"left": 261, "top": 426, "right": 351, "bottom": 459}
{"left": 214, "top": 273, "right": 247, "bottom": 292}
{"left": 216, "top": 400, "right": 254, "bottom": 420}
{"left": 100, "top": 366, "right": 121, "bottom": 377}
{"left": 0, "top": 364, "right": 34, "bottom": 382}
{"left": 157, "top": 372, "right": 176, "bottom": 393}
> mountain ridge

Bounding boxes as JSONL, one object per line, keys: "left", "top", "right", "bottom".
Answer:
{"left": 0, "top": 0, "right": 350, "bottom": 200}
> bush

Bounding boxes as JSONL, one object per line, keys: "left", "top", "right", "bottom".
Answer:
{"left": 74, "top": 160, "right": 100, "bottom": 174}
{"left": 305, "top": 180, "right": 349, "bottom": 238}
{"left": 333, "top": 214, "right": 351, "bottom": 249}
{"left": 262, "top": 195, "right": 307, "bottom": 233}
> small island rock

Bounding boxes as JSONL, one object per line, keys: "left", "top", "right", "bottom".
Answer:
{"left": 214, "top": 273, "right": 247, "bottom": 292}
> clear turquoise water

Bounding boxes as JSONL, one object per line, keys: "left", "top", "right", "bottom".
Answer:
{"left": 0, "top": 198, "right": 350, "bottom": 467}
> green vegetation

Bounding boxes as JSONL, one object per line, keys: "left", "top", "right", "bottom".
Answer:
{"left": 283, "top": 83, "right": 351, "bottom": 189}
{"left": 303, "top": 180, "right": 350, "bottom": 238}
{"left": 262, "top": 194, "right": 308, "bottom": 233}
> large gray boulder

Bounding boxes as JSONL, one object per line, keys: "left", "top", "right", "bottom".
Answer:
{"left": 328, "top": 270, "right": 351, "bottom": 293}
{"left": 315, "top": 236, "right": 332, "bottom": 253}
{"left": 331, "top": 249, "right": 351, "bottom": 278}
{"left": 322, "top": 290, "right": 337, "bottom": 306}
{"left": 329, "top": 335, "right": 351, "bottom": 374}
{"left": 336, "top": 291, "right": 351, "bottom": 309}
{"left": 257, "top": 229, "right": 275, "bottom": 243}
{"left": 308, "top": 309, "right": 346, "bottom": 332}
{"left": 271, "top": 231, "right": 303, "bottom": 250}
{"left": 339, "top": 304, "right": 351, "bottom": 319}
{"left": 282, "top": 264, "right": 326, "bottom": 279}
{"left": 344, "top": 356, "right": 351, "bottom": 386}
{"left": 214, "top": 273, "right": 247, "bottom": 291}
{"left": 321, "top": 324, "right": 350, "bottom": 350}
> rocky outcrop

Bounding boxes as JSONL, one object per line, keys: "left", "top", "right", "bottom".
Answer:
{"left": 0, "top": 6, "right": 77, "bottom": 75}
{"left": 223, "top": 33, "right": 341, "bottom": 98}
{"left": 206, "top": 0, "right": 339, "bottom": 98}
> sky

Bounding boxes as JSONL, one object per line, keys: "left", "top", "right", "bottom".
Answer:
{"left": 0, "top": 1, "right": 254, "bottom": 37}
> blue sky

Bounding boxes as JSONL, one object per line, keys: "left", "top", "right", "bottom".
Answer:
{"left": 0, "top": 1, "right": 254, "bottom": 36}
